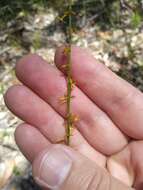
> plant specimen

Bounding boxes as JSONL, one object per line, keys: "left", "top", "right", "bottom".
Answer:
{"left": 59, "top": 0, "right": 79, "bottom": 145}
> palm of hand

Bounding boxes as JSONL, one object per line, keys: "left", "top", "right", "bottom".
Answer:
{"left": 5, "top": 47, "right": 143, "bottom": 190}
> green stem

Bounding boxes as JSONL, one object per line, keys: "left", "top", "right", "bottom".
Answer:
{"left": 66, "top": 0, "right": 72, "bottom": 145}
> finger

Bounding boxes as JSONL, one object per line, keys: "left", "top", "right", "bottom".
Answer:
{"left": 15, "top": 123, "right": 51, "bottom": 162}
{"left": 5, "top": 84, "right": 65, "bottom": 143}
{"left": 55, "top": 46, "right": 143, "bottom": 139}
{"left": 32, "top": 144, "right": 134, "bottom": 190}
{"left": 5, "top": 85, "right": 106, "bottom": 167}
{"left": 15, "top": 54, "right": 127, "bottom": 155}
{"left": 107, "top": 141, "right": 143, "bottom": 189}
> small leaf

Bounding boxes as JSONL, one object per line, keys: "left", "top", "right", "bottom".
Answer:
{"left": 63, "top": 46, "right": 71, "bottom": 55}
{"left": 69, "top": 78, "right": 76, "bottom": 90}
{"left": 59, "top": 95, "right": 68, "bottom": 104}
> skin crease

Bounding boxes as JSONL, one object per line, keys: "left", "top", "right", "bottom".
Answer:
{"left": 4, "top": 46, "right": 143, "bottom": 189}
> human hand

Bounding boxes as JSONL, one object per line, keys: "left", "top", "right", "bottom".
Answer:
{"left": 4, "top": 46, "right": 143, "bottom": 190}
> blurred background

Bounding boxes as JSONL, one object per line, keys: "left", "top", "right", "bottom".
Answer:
{"left": 0, "top": 0, "right": 143, "bottom": 189}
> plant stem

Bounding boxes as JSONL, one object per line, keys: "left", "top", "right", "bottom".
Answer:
{"left": 66, "top": 0, "right": 72, "bottom": 145}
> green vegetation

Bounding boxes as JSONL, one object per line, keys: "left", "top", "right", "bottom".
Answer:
{"left": 13, "top": 166, "right": 21, "bottom": 176}
{"left": 131, "top": 11, "right": 142, "bottom": 28}
{"left": 0, "top": 0, "right": 143, "bottom": 30}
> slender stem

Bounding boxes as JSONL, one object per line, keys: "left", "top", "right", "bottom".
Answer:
{"left": 66, "top": 0, "right": 72, "bottom": 145}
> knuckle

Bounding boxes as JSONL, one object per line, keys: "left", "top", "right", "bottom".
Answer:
{"left": 87, "top": 168, "right": 111, "bottom": 190}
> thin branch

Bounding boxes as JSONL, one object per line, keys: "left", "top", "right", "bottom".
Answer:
{"left": 66, "top": 0, "right": 73, "bottom": 145}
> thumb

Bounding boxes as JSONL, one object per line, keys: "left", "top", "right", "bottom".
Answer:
{"left": 32, "top": 144, "right": 134, "bottom": 190}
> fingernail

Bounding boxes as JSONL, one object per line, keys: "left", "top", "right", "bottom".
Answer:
{"left": 34, "top": 146, "right": 72, "bottom": 189}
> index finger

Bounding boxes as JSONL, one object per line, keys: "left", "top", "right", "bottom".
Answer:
{"left": 55, "top": 46, "right": 143, "bottom": 139}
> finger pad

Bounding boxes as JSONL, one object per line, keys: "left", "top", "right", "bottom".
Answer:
{"left": 15, "top": 123, "right": 51, "bottom": 162}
